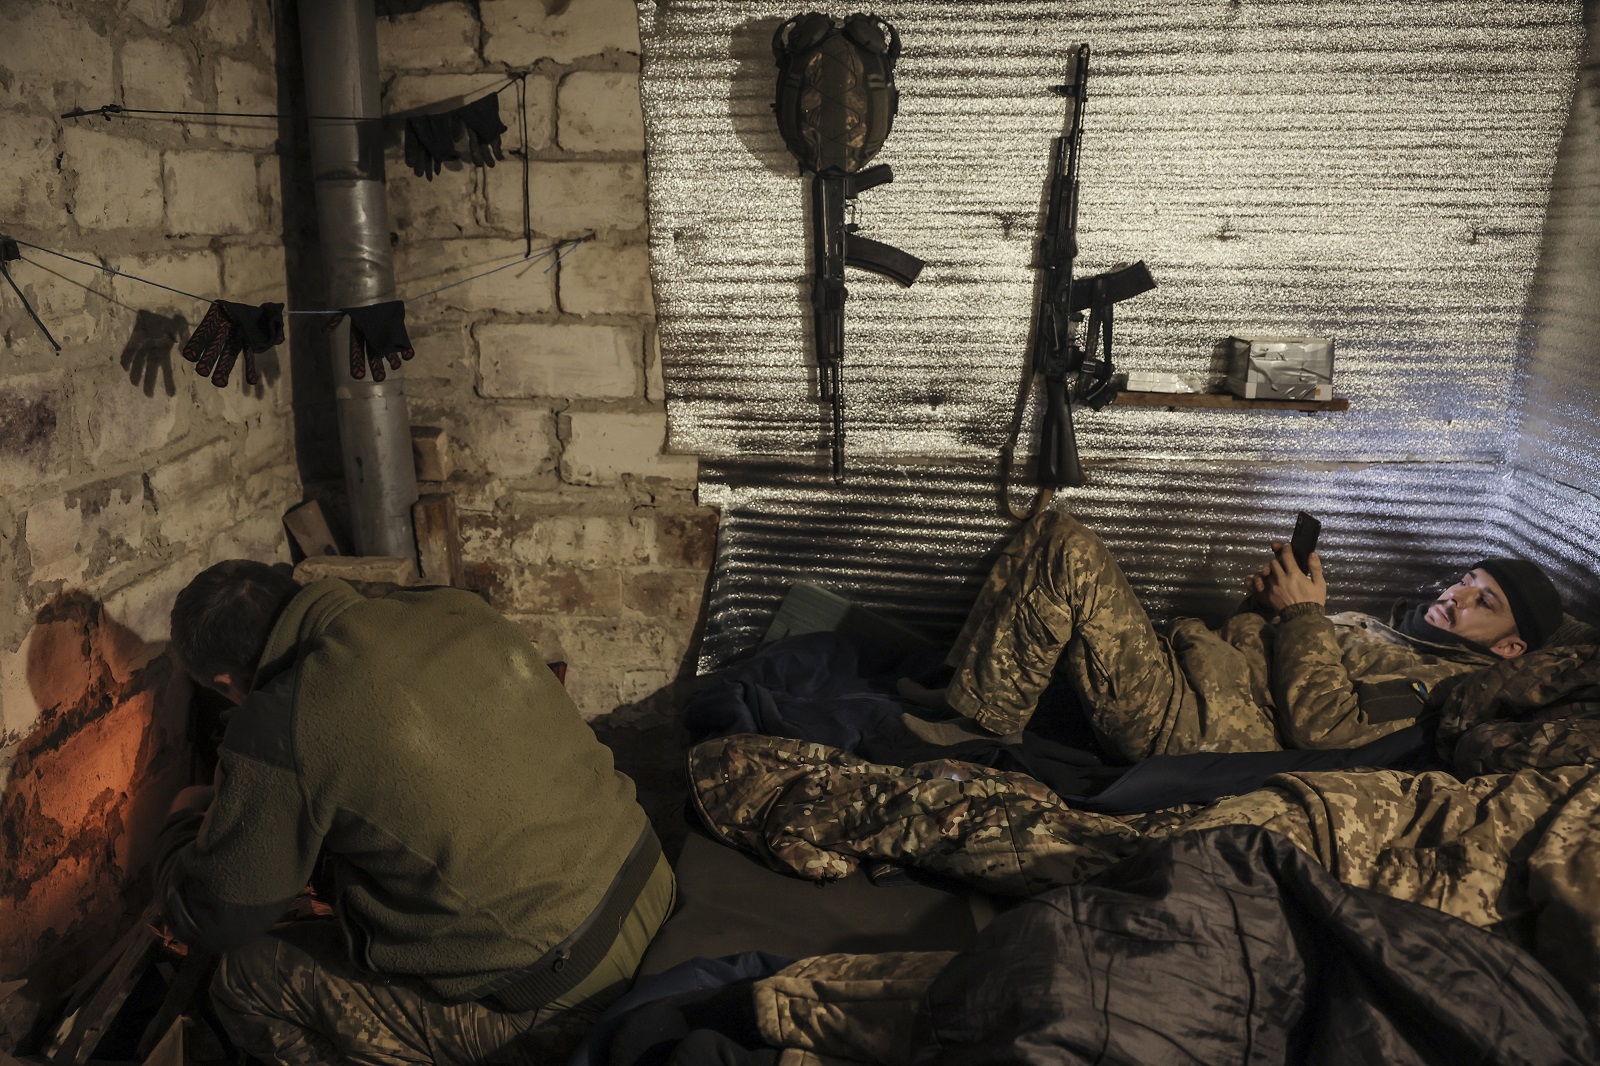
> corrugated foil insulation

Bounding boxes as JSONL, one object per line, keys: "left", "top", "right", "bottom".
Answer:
{"left": 636, "top": 1, "right": 1588, "bottom": 667}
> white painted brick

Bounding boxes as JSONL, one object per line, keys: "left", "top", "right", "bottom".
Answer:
{"left": 64, "top": 128, "right": 165, "bottom": 232}
{"left": 199, "top": 0, "right": 268, "bottom": 48}
{"left": 482, "top": 0, "right": 641, "bottom": 65}
{"left": 398, "top": 325, "right": 474, "bottom": 397}
{"left": 477, "top": 322, "right": 640, "bottom": 399}
{"left": 559, "top": 238, "right": 653, "bottom": 316}
{"left": 488, "top": 161, "right": 646, "bottom": 236}
{"left": 164, "top": 152, "right": 265, "bottom": 236}
{"left": 213, "top": 57, "right": 280, "bottom": 150}
{"left": 103, "top": 556, "right": 206, "bottom": 644}
{"left": 239, "top": 410, "right": 299, "bottom": 467}
{"left": 0, "top": 638, "right": 40, "bottom": 746}
{"left": 238, "top": 460, "right": 302, "bottom": 517}
{"left": 108, "top": 250, "right": 221, "bottom": 318}
{"left": 220, "top": 243, "right": 288, "bottom": 304}
{"left": 0, "top": 373, "right": 71, "bottom": 496}
{"left": 74, "top": 362, "right": 188, "bottom": 468}
{"left": 387, "top": 165, "right": 486, "bottom": 239}
{"left": 124, "top": 0, "right": 182, "bottom": 28}
{"left": 377, "top": 2, "right": 479, "bottom": 70}
{"left": 560, "top": 410, "right": 698, "bottom": 486}
{"left": 145, "top": 439, "right": 231, "bottom": 509}
{"left": 467, "top": 406, "right": 557, "bottom": 479}
{"left": 557, "top": 71, "right": 644, "bottom": 153}
{"left": 0, "top": 116, "right": 61, "bottom": 221}
{"left": 24, "top": 477, "right": 149, "bottom": 586}
{"left": 5, "top": 249, "right": 107, "bottom": 353}
{"left": 153, "top": 483, "right": 235, "bottom": 550}
{"left": 394, "top": 238, "right": 555, "bottom": 316}
{"left": 211, "top": 511, "right": 294, "bottom": 565}
{"left": 0, "top": 4, "right": 114, "bottom": 111}
{"left": 511, "top": 513, "right": 652, "bottom": 568}
{"left": 120, "top": 35, "right": 197, "bottom": 112}
{"left": 385, "top": 74, "right": 554, "bottom": 155}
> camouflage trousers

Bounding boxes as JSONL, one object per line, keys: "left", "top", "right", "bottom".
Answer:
{"left": 947, "top": 509, "right": 1277, "bottom": 760}
{"left": 210, "top": 856, "right": 676, "bottom": 1066}
{"left": 691, "top": 734, "right": 1600, "bottom": 1016}
{"left": 209, "top": 921, "right": 591, "bottom": 1065}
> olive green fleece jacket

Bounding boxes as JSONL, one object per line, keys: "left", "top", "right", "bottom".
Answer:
{"left": 155, "top": 579, "right": 649, "bottom": 1001}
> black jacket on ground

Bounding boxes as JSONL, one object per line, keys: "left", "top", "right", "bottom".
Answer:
{"left": 913, "top": 825, "right": 1598, "bottom": 1066}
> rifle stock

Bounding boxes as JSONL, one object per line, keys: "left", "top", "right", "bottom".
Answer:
{"left": 1038, "top": 375, "right": 1084, "bottom": 488}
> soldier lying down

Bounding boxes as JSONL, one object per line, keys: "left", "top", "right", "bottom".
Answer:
{"left": 689, "top": 515, "right": 1600, "bottom": 1013}
{"left": 898, "top": 509, "right": 1565, "bottom": 761}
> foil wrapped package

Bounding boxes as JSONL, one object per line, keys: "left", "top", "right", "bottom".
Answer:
{"left": 1225, "top": 337, "right": 1335, "bottom": 402}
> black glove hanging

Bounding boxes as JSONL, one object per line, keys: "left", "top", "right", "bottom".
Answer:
{"left": 181, "top": 300, "right": 285, "bottom": 387}
{"left": 403, "top": 93, "right": 507, "bottom": 179}
{"left": 404, "top": 111, "right": 461, "bottom": 180}
{"left": 458, "top": 93, "right": 507, "bottom": 168}
{"left": 325, "top": 300, "right": 414, "bottom": 382}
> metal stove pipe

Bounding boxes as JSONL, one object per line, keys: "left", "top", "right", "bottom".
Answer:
{"left": 296, "top": 0, "right": 418, "bottom": 559}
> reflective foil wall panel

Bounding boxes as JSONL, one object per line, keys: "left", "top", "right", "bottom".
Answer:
{"left": 639, "top": 1, "right": 1581, "bottom": 467}
{"left": 637, "top": 1, "right": 1587, "bottom": 667}
{"left": 698, "top": 457, "right": 1505, "bottom": 668}
{"left": 1516, "top": 2, "right": 1600, "bottom": 498}
{"left": 1488, "top": 472, "right": 1600, "bottom": 621}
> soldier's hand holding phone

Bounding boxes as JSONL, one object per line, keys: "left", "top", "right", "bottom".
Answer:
{"left": 1247, "top": 512, "right": 1327, "bottom": 612}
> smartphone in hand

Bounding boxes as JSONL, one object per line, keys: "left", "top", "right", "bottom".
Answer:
{"left": 1290, "top": 511, "right": 1321, "bottom": 573}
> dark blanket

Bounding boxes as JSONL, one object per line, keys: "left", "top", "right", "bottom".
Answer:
{"left": 914, "top": 825, "right": 1598, "bottom": 1066}
{"left": 686, "top": 633, "right": 1438, "bottom": 814}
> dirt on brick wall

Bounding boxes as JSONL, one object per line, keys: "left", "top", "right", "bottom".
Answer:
{"left": 0, "top": 0, "right": 302, "bottom": 1041}
{"left": 373, "top": 0, "right": 716, "bottom": 838}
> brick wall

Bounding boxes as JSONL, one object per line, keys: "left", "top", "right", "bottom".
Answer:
{"left": 374, "top": 0, "right": 716, "bottom": 812}
{"left": 0, "top": 0, "right": 300, "bottom": 1042}
{"left": 0, "top": 0, "right": 718, "bottom": 1039}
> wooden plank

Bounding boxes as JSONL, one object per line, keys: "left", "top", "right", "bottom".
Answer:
{"left": 412, "top": 494, "right": 464, "bottom": 587}
{"left": 283, "top": 500, "right": 344, "bottom": 559}
{"left": 138, "top": 1019, "right": 183, "bottom": 1066}
{"left": 1111, "top": 391, "right": 1350, "bottom": 413}
{"left": 45, "top": 906, "right": 160, "bottom": 1065}
{"left": 134, "top": 955, "right": 213, "bottom": 1061}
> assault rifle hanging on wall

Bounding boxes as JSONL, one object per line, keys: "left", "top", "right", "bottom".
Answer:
{"left": 1003, "top": 44, "right": 1155, "bottom": 518}
{"left": 773, "top": 11, "right": 925, "bottom": 482}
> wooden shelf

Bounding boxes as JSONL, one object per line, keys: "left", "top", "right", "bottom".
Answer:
{"left": 1111, "top": 391, "right": 1350, "bottom": 413}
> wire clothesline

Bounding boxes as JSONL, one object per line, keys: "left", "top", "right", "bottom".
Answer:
{"left": 6, "top": 234, "right": 589, "bottom": 314}
{"left": 61, "top": 74, "right": 525, "bottom": 124}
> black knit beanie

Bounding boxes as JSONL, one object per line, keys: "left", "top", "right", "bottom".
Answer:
{"left": 1471, "top": 558, "right": 1563, "bottom": 650}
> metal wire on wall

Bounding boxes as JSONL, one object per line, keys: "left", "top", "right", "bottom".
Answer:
{"left": 636, "top": 0, "right": 1588, "bottom": 667}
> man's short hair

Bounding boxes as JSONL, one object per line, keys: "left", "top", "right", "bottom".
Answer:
{"left": 170, "top": 560, "right": 300, "bottom": 683}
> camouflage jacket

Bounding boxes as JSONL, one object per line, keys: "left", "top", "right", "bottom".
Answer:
{"left": 1166, "top": 601, "right": 1498, "bottom": 753}
{"left": 1430, "top": 642, "right": 1600, "bottom": 775}
{"left": 691, "top": 732, "right": 1600, "bottom": 1018}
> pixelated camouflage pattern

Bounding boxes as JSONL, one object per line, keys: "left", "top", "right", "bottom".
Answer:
{"left": 946, "top": 510, "right": 1489, "bottom": 760}
{"left": 689, "top": 735, "right": 1189, "bottom": 896}
{"left": 208, "top": 920, "right": 595, "bottom": 1066}
{"left": 753, "top": 951, "right": 953, "bottom": 1066}
{"left": 692, "top": 735, "right": 1600, "bottom": 1017}
{"left": 1432, "top": 642, "right": 1600, "bottom": 774}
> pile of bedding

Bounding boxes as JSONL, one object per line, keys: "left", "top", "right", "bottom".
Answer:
{"left": 662, "top": 635, "right": 1600, "bottom": 1060}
